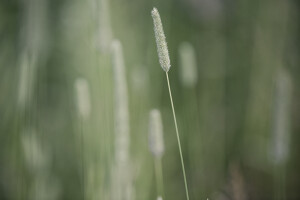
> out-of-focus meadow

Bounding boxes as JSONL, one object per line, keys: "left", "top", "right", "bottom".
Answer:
{"left": 0, "top": 0, "right": 300, "bottom": 199}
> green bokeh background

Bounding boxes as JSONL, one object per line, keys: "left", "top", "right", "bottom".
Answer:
{"left": 0, "top": 0, "right": 299, "bottom": 199}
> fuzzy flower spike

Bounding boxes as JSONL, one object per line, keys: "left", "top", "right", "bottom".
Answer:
{"left": 151, "top": 8, "right": 171, "bottom": 72}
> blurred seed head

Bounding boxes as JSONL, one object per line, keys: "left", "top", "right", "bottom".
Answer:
{"left": 18, "top": 52, "right": 30, "bottom": 108}
{"left": 18, "top": 52, "right": 37, "bottom": 109}
{"left": 157, "top": 196, "right": 163, "bottom": 200}
{"left": 178, "top": 42, "right": 198, "bottom": 87}
{"left": 149, "top": 109, "right": 165, "bottom": 158}
{"left": 111, "top": 39, "right": 130, "bottom": 163}
{"left": 74, "top": 78, "right": 91, "bottom": 120}
{"left": 151, "top": 8, "right": 171, "bottom": 72}
{"left": 270, "top": 68, "right": 293, "bottom": 165}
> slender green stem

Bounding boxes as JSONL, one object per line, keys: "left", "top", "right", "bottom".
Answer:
{"left": 80, "top": 119, "right": 85, "bottom": 200}
{"left": 154, "top": 157, "right": 164, "bottom": 199}
{"left": 166, "top": 72, "right": 190, "bottom": 200}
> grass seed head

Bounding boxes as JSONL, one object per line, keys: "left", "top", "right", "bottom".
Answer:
{"left": 151, "top": 7, "right": 171, "bottom": 72}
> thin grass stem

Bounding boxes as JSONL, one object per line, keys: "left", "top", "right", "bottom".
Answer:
{"left": 80, "top": 119, "right": 85, "bottom": 200}
{"left": 166, "top": 72, "right": 190, "bottom": 200}
{"left": 154, "top": 157, "right": 164, "bottom": 198}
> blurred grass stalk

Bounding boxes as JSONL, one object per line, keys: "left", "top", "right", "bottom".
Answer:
{"left": 241, "top": 1, "right": 293, "bottom": 199}
{"left": 21, "top": 130, "right": 60, "bottom": 200}
{"left": 271, "top": 68, "right": 293, "bottom": 200}
{"left": 111, "top": 40, "right": 134, "bottom": 200}
{"left": 17, "top": 52, "right": 36, "bottom": 111}
{"left": 95, "top": 0, "right": 114, "bottom": 198}
{"left": 149, "top": 109, "right": 165, "bottom": 198}
{"left": 74, "top": 78, "right": 92, "bottom": 199}
{"left": 244, "top": 0, "right": 291, "bottom": 170}
{"left": 18, "top": 0, "right": 49, "bottom": 110}
{"left": 97, "top": 0, "right": 113, "bottom": 52}
{"left": 15, "top": 0, "right": 49, "bottom": 199}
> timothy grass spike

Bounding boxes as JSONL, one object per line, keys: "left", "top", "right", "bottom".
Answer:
{"left": 151, "top": 7, "right": 190, "bottom": 200}
{"left": 151, "top": 8, "right": 171, "bottom": 72}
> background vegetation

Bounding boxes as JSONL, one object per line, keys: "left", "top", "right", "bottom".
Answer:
{"left": 0, "top": 0, "right": 299, "bottom": 199}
